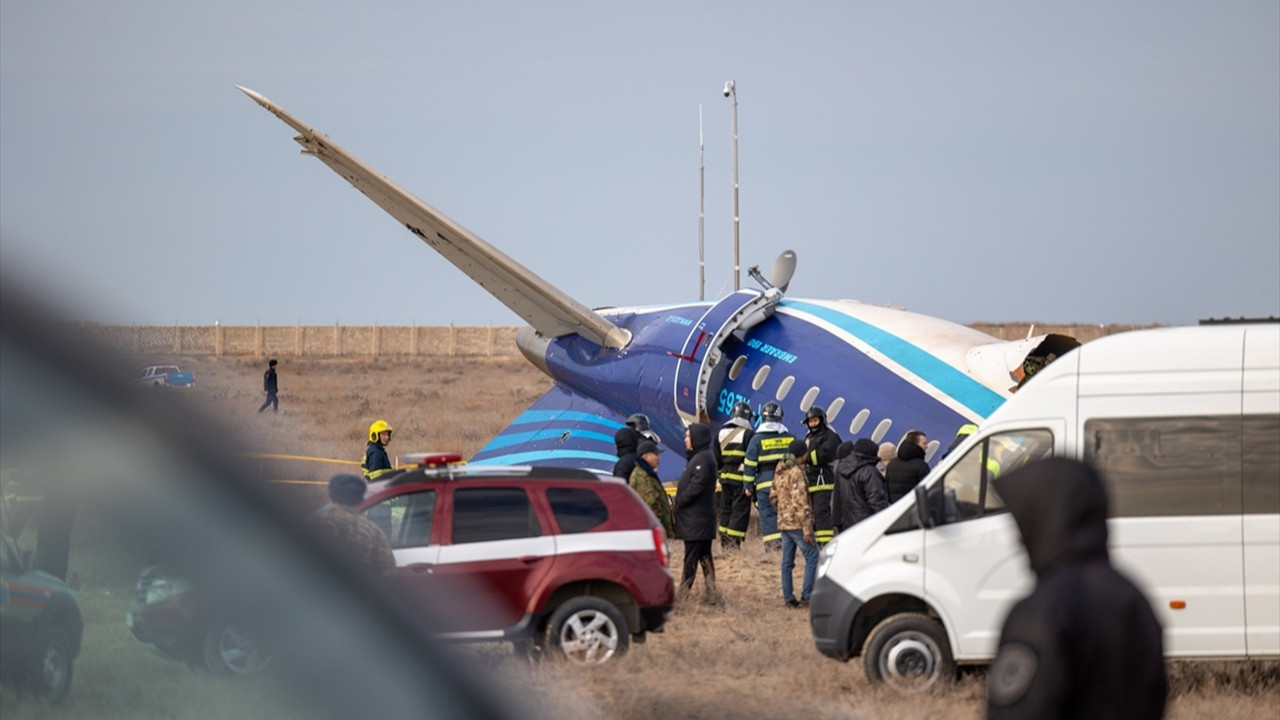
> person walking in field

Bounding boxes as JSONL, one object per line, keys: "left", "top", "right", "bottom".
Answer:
{"left": 771, "top": 439, "right": 818, "bottom": 608}
{"left": 673, "top": 422, "right": 719, "bottom": 603}
{"left": 258, "top": 358, "right": 279, "bottom": 413}
{"left": 629, "top": 440, "right": 673, "bottom": 537}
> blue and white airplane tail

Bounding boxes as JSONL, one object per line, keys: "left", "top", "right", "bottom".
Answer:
{"left": 240, "top": 87, "right": 1078, "bottom": 480}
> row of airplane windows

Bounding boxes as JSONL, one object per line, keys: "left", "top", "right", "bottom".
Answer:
{"left": 727, "top": 353, "right": 943, "bottom": 460}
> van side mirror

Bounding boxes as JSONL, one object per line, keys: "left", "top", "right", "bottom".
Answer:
{"left": 914, "top": 485, "right": 935, "bottom": 529}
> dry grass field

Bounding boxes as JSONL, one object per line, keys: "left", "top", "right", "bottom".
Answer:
{"left": 3, "top": 354, "right": 1277, "bottom": 719}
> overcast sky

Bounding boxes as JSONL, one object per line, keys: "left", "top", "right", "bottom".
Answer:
{"left": 2, "top": 1, "right": 1277, "bottom": 327}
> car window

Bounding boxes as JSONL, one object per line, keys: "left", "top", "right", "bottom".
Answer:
{"left": 452, "top": 488, "right": 539, "bottom": 544}
{"left": 889, "top": 429, "right": 1053, "bottom": 530}
{"left": 546, "top": 488, "right": 608, "bottom": 533}
{"left": 369, "top": 490, "right": 435, "bottom": 548}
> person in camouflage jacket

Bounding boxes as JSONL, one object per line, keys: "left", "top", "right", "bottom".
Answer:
{"left": 770, "top": 439, "right": 818, "bottom": 606}
{"left": 629, "top": 441, "right": 673, "bottom": 537}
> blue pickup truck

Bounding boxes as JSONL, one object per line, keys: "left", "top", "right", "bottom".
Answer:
{"left": 136, "top": 365, "right": 195, "bottom": 388}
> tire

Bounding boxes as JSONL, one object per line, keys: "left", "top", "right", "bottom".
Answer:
{"left": 202, "top": 619, "right": 270, "bottom": 677}
{"left": 862, "top": 613, "right": 955, "bottom": 693}
{"left": 27, "top": 625, "right": 73, "bottom": 703}
{"left": 545, "top": 596, "right": 629, "bottom": 666}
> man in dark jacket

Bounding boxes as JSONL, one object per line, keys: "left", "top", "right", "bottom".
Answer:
{"left": 674, "top": 422, "right": 718, "bottom": 603}
{"left": 612, "top": 425, "right": 640, "bottom": 479}
{"left": 802, "top": 406, "right": 842, "bottom": 545}
{"left": 987, "top": 458, "right": 1166, "bottom": 720}
{"left": 884, "top": 430, "right": 930, "bottom": 503}
{"left": 258, "top": 358, "right": 279, "bottom": 413}
{"left": 831, "top": 438, "right": 888, "bottom": 533}
{"left": 613, "top": 413, "right": 657, "bottom": 479}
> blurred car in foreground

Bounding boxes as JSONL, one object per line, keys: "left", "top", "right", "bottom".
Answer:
{"left": 362, "top": 454, "right": 675, "bottom": 665}
{"left": 0, "top": 274, "right": 528, "bottom": 719}
{"left": 127, "top": 565, "right": 270, "bottom": 676}
{"left": 0, "top": 533, "right": 83, "bottom": 703}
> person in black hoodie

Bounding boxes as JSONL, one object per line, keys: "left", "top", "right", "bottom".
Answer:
{"left": 674, "top": 422, "right": 719, "bottom": 603}
{"left": 883, "top": 430, "right": 930, "bottom": 503}
{"left": 612, "top": 425, "right": 640, "bottom": 479}
{"left": 987, "top": 458, "right": 1166, "bottom": 720}
{"left": 831, "top": 438, "right": 888, "bottom": 533}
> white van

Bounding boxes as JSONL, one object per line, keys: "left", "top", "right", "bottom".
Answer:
{"left": 809, "top": 323, "right": 1280, "bottom": 692}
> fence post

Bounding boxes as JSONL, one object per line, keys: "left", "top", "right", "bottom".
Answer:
{"left": 294, "top": 324, "right": 302, "bottom": 357}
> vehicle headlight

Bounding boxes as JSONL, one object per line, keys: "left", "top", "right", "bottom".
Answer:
{"left": 817, "top": 537, "right": 838, "bottom": 578}
{"left": 144, "top": 576, "right": 193, "bottom": 605}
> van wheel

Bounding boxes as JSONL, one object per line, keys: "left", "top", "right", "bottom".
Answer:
{"left": 862, "top": 613, "right": 954, "bottom": 693}
{"left": 202, "top": 619, "right": 270, "bottom": 677}
{"left": 546, "top": 597, "right": 629, "bottom": 665}
{"left": 27, "top": 626, "right": 73, "bottom": 703}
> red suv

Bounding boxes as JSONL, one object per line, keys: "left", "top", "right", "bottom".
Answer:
{"left": 360, "top": 455, "right": 674, "bottom": 665}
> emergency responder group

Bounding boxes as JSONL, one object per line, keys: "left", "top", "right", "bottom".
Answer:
{"left": 616, "top": 405, "right": 937, "bottom": 609}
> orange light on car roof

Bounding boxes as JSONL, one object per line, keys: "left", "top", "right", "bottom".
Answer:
{"left": 403, "top": 452, "right": 465, "bottom": 467}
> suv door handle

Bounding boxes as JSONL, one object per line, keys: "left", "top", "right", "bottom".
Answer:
{"left": 407, "top": 564, "right": 435, "bottom": 574}
{"left": 518, "top": 555, "right": 541, "bottom": 565}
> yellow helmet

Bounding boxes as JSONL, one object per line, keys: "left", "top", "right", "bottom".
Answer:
{"left": 368, "top": 419, "right": 394, "bottom": 443}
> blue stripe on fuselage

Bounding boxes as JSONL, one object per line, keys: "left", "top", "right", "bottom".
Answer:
{"left": 782, "top": 300, "right": 1005, "bottom": 418}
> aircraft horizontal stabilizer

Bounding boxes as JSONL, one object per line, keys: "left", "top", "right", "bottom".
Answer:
{"left": 237, "top": 86, "right": 631, "bottom": 350}
{"left": 470, "top": 384, "right": 642, "bottom": 474}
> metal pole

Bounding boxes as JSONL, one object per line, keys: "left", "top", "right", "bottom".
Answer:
{"left": 726, "top": 80, "right": 740, "bottom": 291}
{"left": 699, "top": 105, "right": 706, "bottom": 301}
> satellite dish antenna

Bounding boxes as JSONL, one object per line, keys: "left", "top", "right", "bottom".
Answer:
{"left": 770, "top": 250, "right": 797, "bottom": 294}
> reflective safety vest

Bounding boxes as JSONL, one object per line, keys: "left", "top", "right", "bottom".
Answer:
{"left": 718, "top": 426, "right": 752, "bottom": 483}
{"left": 744, "top": 432, "right": 796, "bottom": 491}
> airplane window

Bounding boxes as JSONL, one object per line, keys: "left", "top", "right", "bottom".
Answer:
{"left": 871, "top": 419, "right": 893, "bottom": 442}
{"left": 775, "top": 376, "right": 795, "bottom": 401}
{"left": 826, "top": 398, "right": 845, "bottom": 422}
{"left": 849, "top": 409, "right": 870, "bottom": 435}
{"left": 728, "top": 355, "right": 748, "bottom": 381}
{"left": 924, "top": 440, "right": 941, "bottom": 463}
{"left": 799, "top": 387, "right": 820, "bottom": 413}
{"left": 752, "top": 365, "right": 771, "bottom": 391}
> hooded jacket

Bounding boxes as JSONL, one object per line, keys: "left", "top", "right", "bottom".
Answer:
{"left": 883, "top": 441, "right": 929, "bottom": 503}
{"left": 831, "top": 442, "right": 887, "bottom": 531}
{"left": 612, "top": 426, "right": 640, "bottom": 479}
{"left": 674, "top": 422, "right": 718, "bottom": 541}
{"left": 987, "top": 458, "right": 1166, "bottom": 720}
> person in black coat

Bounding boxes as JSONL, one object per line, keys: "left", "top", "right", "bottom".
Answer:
{"left": 987, "top": 458, "right": 1166, "bottom": 720}
{"left": 612, "top": 425, "right": 640, "bottom": 479}
{"left": 831, "top": 438, "right": 888, "bottom": 533}
{"left": 674, "top": 422, "right": 719, "bottom": 602}
{"left": 883, "top": 430, "right": 930, "bottom": 503}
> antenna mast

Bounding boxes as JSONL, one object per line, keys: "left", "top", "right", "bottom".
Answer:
{"left": 699, "top": 105, "right": 706, "bottom": 301}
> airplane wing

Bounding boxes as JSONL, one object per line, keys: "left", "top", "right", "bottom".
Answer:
{"left": 237, "top": 86, "right": 631, "bottom": 350}
{"left": 468, "top": 384, "right": 633, "bottom": 474}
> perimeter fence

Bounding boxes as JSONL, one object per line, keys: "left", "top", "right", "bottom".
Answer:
{"left": 76, "top": 322, "right": 1158, "bottom": 359}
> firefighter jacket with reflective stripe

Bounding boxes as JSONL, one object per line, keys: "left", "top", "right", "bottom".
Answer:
{"left": 715, "top": 422, "right": 754, "bottom": 483}
{"left": 744, "top": 427, "right": 796, "bottom": 491}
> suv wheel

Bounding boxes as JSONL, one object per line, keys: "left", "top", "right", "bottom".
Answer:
{"left": 546, "top": 597, "right": 629, "bottom": 665}
{"left": 202, "top": 619, "right": 271, "bottom": 676}
{"left": 862, "top": 613, "right": 955, "bottom": 693}
{"left": 28, "top": 625, "right": 73, "bottom": 703}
